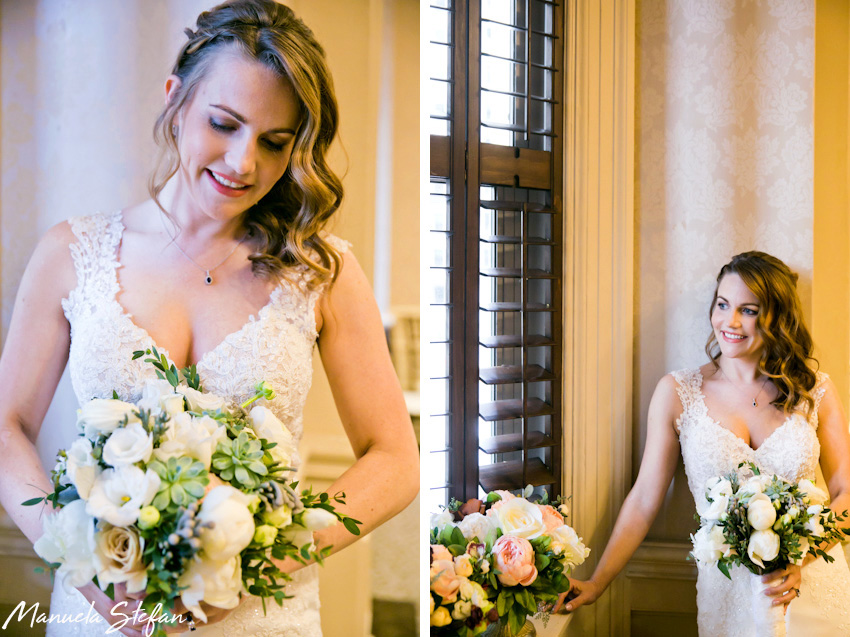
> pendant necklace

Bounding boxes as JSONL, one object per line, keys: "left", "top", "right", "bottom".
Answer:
{"left": 719, "top": 367, "right": 770, "bottom": 407}
{"left": 160, "top": 213, "right": 244, "bottom": 285}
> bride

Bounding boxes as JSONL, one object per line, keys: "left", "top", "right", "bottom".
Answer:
{"left": 559, "top": 252, "right": 850, "bottom": 635}
{"left": 0, "top": 1, "right": 418, "bottom": 635}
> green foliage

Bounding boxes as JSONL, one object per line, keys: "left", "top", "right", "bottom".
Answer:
{"left": 148, "top": 457, "right": 209, "bottom": 511}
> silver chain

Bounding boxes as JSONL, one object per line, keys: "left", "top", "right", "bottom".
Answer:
{"left": 719, "top": 366, "right": 770, "bottom": 408}
{"left": 159, "top": 212, "right": 244, "bottom": 285}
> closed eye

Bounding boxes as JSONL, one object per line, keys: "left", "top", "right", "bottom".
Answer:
{"left": 209, "top": 118, "right": 235, "bottom": 133}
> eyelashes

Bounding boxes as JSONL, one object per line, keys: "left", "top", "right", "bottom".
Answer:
{"left": 208, "top": 118, "right": 288, "bottom": 153}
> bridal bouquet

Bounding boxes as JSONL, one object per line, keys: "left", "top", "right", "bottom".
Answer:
{"left": 25, "top": 348, "right": 360, "bottom": 636}
{"left": 429, "top": 486, "right": 589, "bottom": 636}
{"left": 690, "top": 462, "right": 847, "bottom": 636}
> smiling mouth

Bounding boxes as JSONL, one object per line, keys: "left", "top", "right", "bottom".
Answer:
{"left": 207, "top": 169, "right": 250, "bottom": 190}
{"left": 721, "top": 330, "right": 746, "bottom": 341}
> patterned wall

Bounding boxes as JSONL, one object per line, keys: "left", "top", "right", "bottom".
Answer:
{"left": 635, "top": 0, "right": 815, "bottom": 539}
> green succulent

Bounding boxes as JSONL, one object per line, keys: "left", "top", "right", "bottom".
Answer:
{"left": 212, "top": 431, "right": 268, "bottom": 489}
{"left": 149, "top": 457, "right": 209, "bottom": 510}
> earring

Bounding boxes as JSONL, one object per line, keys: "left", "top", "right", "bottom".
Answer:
{"left": 171, "top": 124, "right": 178, "bottom": 137}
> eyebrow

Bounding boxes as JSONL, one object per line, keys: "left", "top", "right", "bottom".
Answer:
{"left": 716, "top": 295, "right": 759, "bottom": 306}
{"left": 211, "top": 104, "right": 297, "bottom": 135}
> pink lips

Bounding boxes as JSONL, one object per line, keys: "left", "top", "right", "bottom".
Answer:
{"left": 720, "top": 330, "right": 746, "bottom": 344}
{"left": 206, "top": 169, "right": 252, "bottom": 197}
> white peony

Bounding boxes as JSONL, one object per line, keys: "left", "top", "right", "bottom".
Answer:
{"left": 301, "top": 508, "right": 338, "bottom": 532}
{"left": 196, "top": 486, "right": 255, "bottom": 562}
{"left": 691, "top": 524, "right": 731, "bottom": 565}
{"left": 65, "top": 437, "right": 102, "bottom": 499}
{"left": 797, "top": 479, "right": 829, "bottom": 506}
{"left": 489, "top": 497, "right": 546, "bottom": 539}
{"left": 77, "top": 398, "right": 139, "bottom": 439}
{"left": 85, "top": 465, "right": 161, "bottom": 527}
{"left": 430, "top": 510, "right": 454, "bottom": 532}
{"left": 746, "top": 493, "right": 777, "bottom": 531}
{"left": 102, "top": 422, "right": 153, "bottom": 468}
{"left": 457, "top": 512, "right": 496, "bottom": 541}
{"left": 548, "top": 524, "right": 591, "bottom": 568}
{"left": 93, "top": 523, "right": 147, "bottom": 593}
{"left": 249, "top": 406, "right": 297, "bottom": 469}
{"left": 33, "top": 500, "right": 97, "bottom": 593}
{"left": 179, "top": 556, "right": 242, "bottom": 623}
{"left": 136, "top": 379, "right": 185, "bottom": 416}
{"left": 155, "top": 413, "right": 226, "bottom": 470}
{"left": 747, "top": 529, "right": 780, "bottom": 568}
{"left": 740, "top": 474, "right": 772, "bottom": 495}
{"left": 177, "top": 385, "right": 229, "bottom": 413}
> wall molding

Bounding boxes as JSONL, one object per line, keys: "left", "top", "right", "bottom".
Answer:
{"left": 562, "top": 0, "right": 635, "bottom": 635}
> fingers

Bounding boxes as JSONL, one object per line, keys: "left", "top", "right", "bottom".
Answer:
{"left": 771, "top": 586, "right": 800, "bottom": 607}
{"left": 551, "top": 590, "right": 570, "bottom": 614}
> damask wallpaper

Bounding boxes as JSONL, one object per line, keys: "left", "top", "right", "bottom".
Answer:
{"left": 635, "top": 0, "right": 815, "bottom": 538}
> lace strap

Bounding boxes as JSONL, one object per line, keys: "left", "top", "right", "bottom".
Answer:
{"left": 808, "top": 370, "right": 830, "bottom": 430}
{"left": 671, "top": 368, "right": 704, "bottom": 432}
{"left": 64, "top": 211, "right": 123, "bottom": 312}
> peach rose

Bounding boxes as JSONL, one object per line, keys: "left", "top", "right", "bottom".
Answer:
{"left": 431, "top": 544, "right": 453, "bottom": 563}
{"left": 492, "top": 535, "right": 538, "bottom": 586}
{"left": 430, "top": 559, "right": 461, "bottom": 602}
{"left": 539, "top": 505, "right": 564, "bottom": 532}
{"left": 486, "top": 490, "right": 517, "bottom": 515}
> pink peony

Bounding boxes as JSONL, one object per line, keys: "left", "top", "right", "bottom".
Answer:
{"left": 431, "top": 544, "right": 453, "bottom": 562}
{"left": 539, "top": 505, "right": 564, "bottom": 532}
{"left": 492, "top": 535, "right": 538, "bottom": 586}
{"left": 430, "top": 559, "right": 461, "bottom": 602}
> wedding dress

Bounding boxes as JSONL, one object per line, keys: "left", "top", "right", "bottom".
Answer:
{"left": 45, "top": 210, "right": 348, "bottom": 636}
{"left": 674, "top": 368, "right": 850, "bottom": 636}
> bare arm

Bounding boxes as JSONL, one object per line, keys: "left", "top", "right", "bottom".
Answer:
{"left": 557, "top": 374, "right": 682, "bottom": 611}
{"left": 310, "top": 250, "right": 419, "bottom": 555}
{"left": 0, "top": 222, "right": 77, "bottom": 543}
{"left": 813, "top": 376, "right": 850, "bottom": 544}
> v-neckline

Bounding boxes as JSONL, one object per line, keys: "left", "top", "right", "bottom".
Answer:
{"left": 693, "top": 369, "right": 798, "bottom": 453}
{"left": 108, "top": 211, "right": 283, "bottom": 369}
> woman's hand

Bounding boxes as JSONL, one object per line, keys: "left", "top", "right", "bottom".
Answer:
{"left": 552, "top": 578, "right": 603, "bottom": 613}
{"left": 76, "top": 582, "right": 147, "bottom": 637}
{"left": 762, "top": 563, "right": 802, "bottom": 610}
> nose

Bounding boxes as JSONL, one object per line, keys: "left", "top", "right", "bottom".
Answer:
{"left": 225, "top": 135, "right": 256, "bottom": 176}
{"left": 728, "top": 311, "right": 742, "bottom": 328}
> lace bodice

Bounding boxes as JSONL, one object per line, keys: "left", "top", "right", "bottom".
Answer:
{"left": 48, "top": 211, "right": 349, "bottom": 636}
{"left": 673, "top": 367, "right": 850, "bottom": 636}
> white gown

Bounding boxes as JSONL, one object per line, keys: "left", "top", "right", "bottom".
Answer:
{"left": 46, "top": 210, "right": 348, "bottom": 636}
{"left": 674, "top": 368, "right": 850, "bottom": 636}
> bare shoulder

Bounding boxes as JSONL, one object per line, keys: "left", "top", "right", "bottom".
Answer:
{"left": 315, "top": 249, "right": 372, "bottom": 336}
{"left": 23, "top": 220, "right": 78, "bottom": 301}
{"left": 648, "top": 373, "right": 686, "bottom": 432}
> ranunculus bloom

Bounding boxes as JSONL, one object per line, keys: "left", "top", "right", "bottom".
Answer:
{"left": 77, "top": 398, "right": 140, "bottom": 439}
{"left": 746, "top": 493, "right": 777, "bottom": 531}
{"left": 691, "top": 524, "right": 731, "bottom": 565}
{"left": 431, "top": 544, "right": 453, "bottom": 562}
{"left": 489, "top": 497, "right": 546, "bottom": 539}
{"left": 492, "top": 535, "right": 537, "bottom": 586}
{"left": 86, "top": 465, "right": 161, "bottom": 527}
{"left": 93, "top": 523, "right": 147, "bottom": 593}
{"left": 102, "top": 422, "right": 153, "bottom": 468}
{"left": 179, "top": 556, "right": 243, "bottom": 622}
{"left": 430, "top": 559, "right": 460, "bottom": 602}
{"left": 457, "top": 512, "right": 496, "bottom": 542}
{"left": 539, "top": 504, "right": 564, "bottom": 532}
{"left": 196, "top": 486, "right": 255, "bottom": 562}
{"left": 33, "top": 499, "right": 97, "bottom": 593}
{"left": 747, "top": 529, "right": 780, "bottom": 568}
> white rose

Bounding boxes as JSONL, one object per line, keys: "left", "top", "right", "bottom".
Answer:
{"left": 155, "top": 413, "right": 226, "bottom": 470}
{"left": 102, "top": 422, "right": 153, "bottom": 468}
{"left": 490, "top": 497, "right": 546, "bottom": 539}
{"left": 301, "top": 508, "right": 338, "bottom": 532}
{"left": 137, "top": 379, "right": 185, "bottom": 416}
{"left": 77, "top": 399, "right": 139, "bottom": 439}
{"left": 33, "top": 500, "right": 97, "bottom": 593}
{"left": 93, "top": 523, "right": 147, "bottom": 593}
{"left": 740, "top": 474, "right": 771, "bottom": 496}
{"left": 179, "top": 556, "right": 242, "bottom": 623}
{"left": 798, "top": 479, "right": 829, "bottom": 506}
{"left": 249, "top": 406, "right": 297, "bottom": 470}
{"left": 548, "top": 524, "right": 591, "bottom": 568}
{"left": 699, "top": 494, "right": 729, "bottom": 521}
{"left": 65, "top": 437, "right": 101, "bottom": 499}
{"left": 705, "top": 476, "right": 733, "bottom": 500}
{"left": 746, "top": 493, "right": 778, "bottom": 531}
{"left": 177, "top": 385, "right": 228, "bottom": 414}
{"left": 457, "top": 512, "right": 496, "bottom": 542}
{"left": 690, "top": 524, "right": 731, "bottom": 565}
{"left": 196, "top": 486, "right": 255, "bottom": 562}
{"left": 86, "top": 466, "right": 161, "bottom": 527}
{"left": 454, "top": 554, "right": 473, "bottom": 577}
{"left": 430, "top": 510, "right": 454, "bottom": 532}
{"left": 747, "top": 529, "right": 780, "bottom": 568}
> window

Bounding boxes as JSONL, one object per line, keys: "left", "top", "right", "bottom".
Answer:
{"left": 426, "top": 0, "right": 564, "bottom": 510}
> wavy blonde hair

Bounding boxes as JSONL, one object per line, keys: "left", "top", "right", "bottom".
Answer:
{"left": 149, "top": 0, "right": 343, "bottom": 285}
{"left": 705, "top": 251, "right": 818, "bottom": 416}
